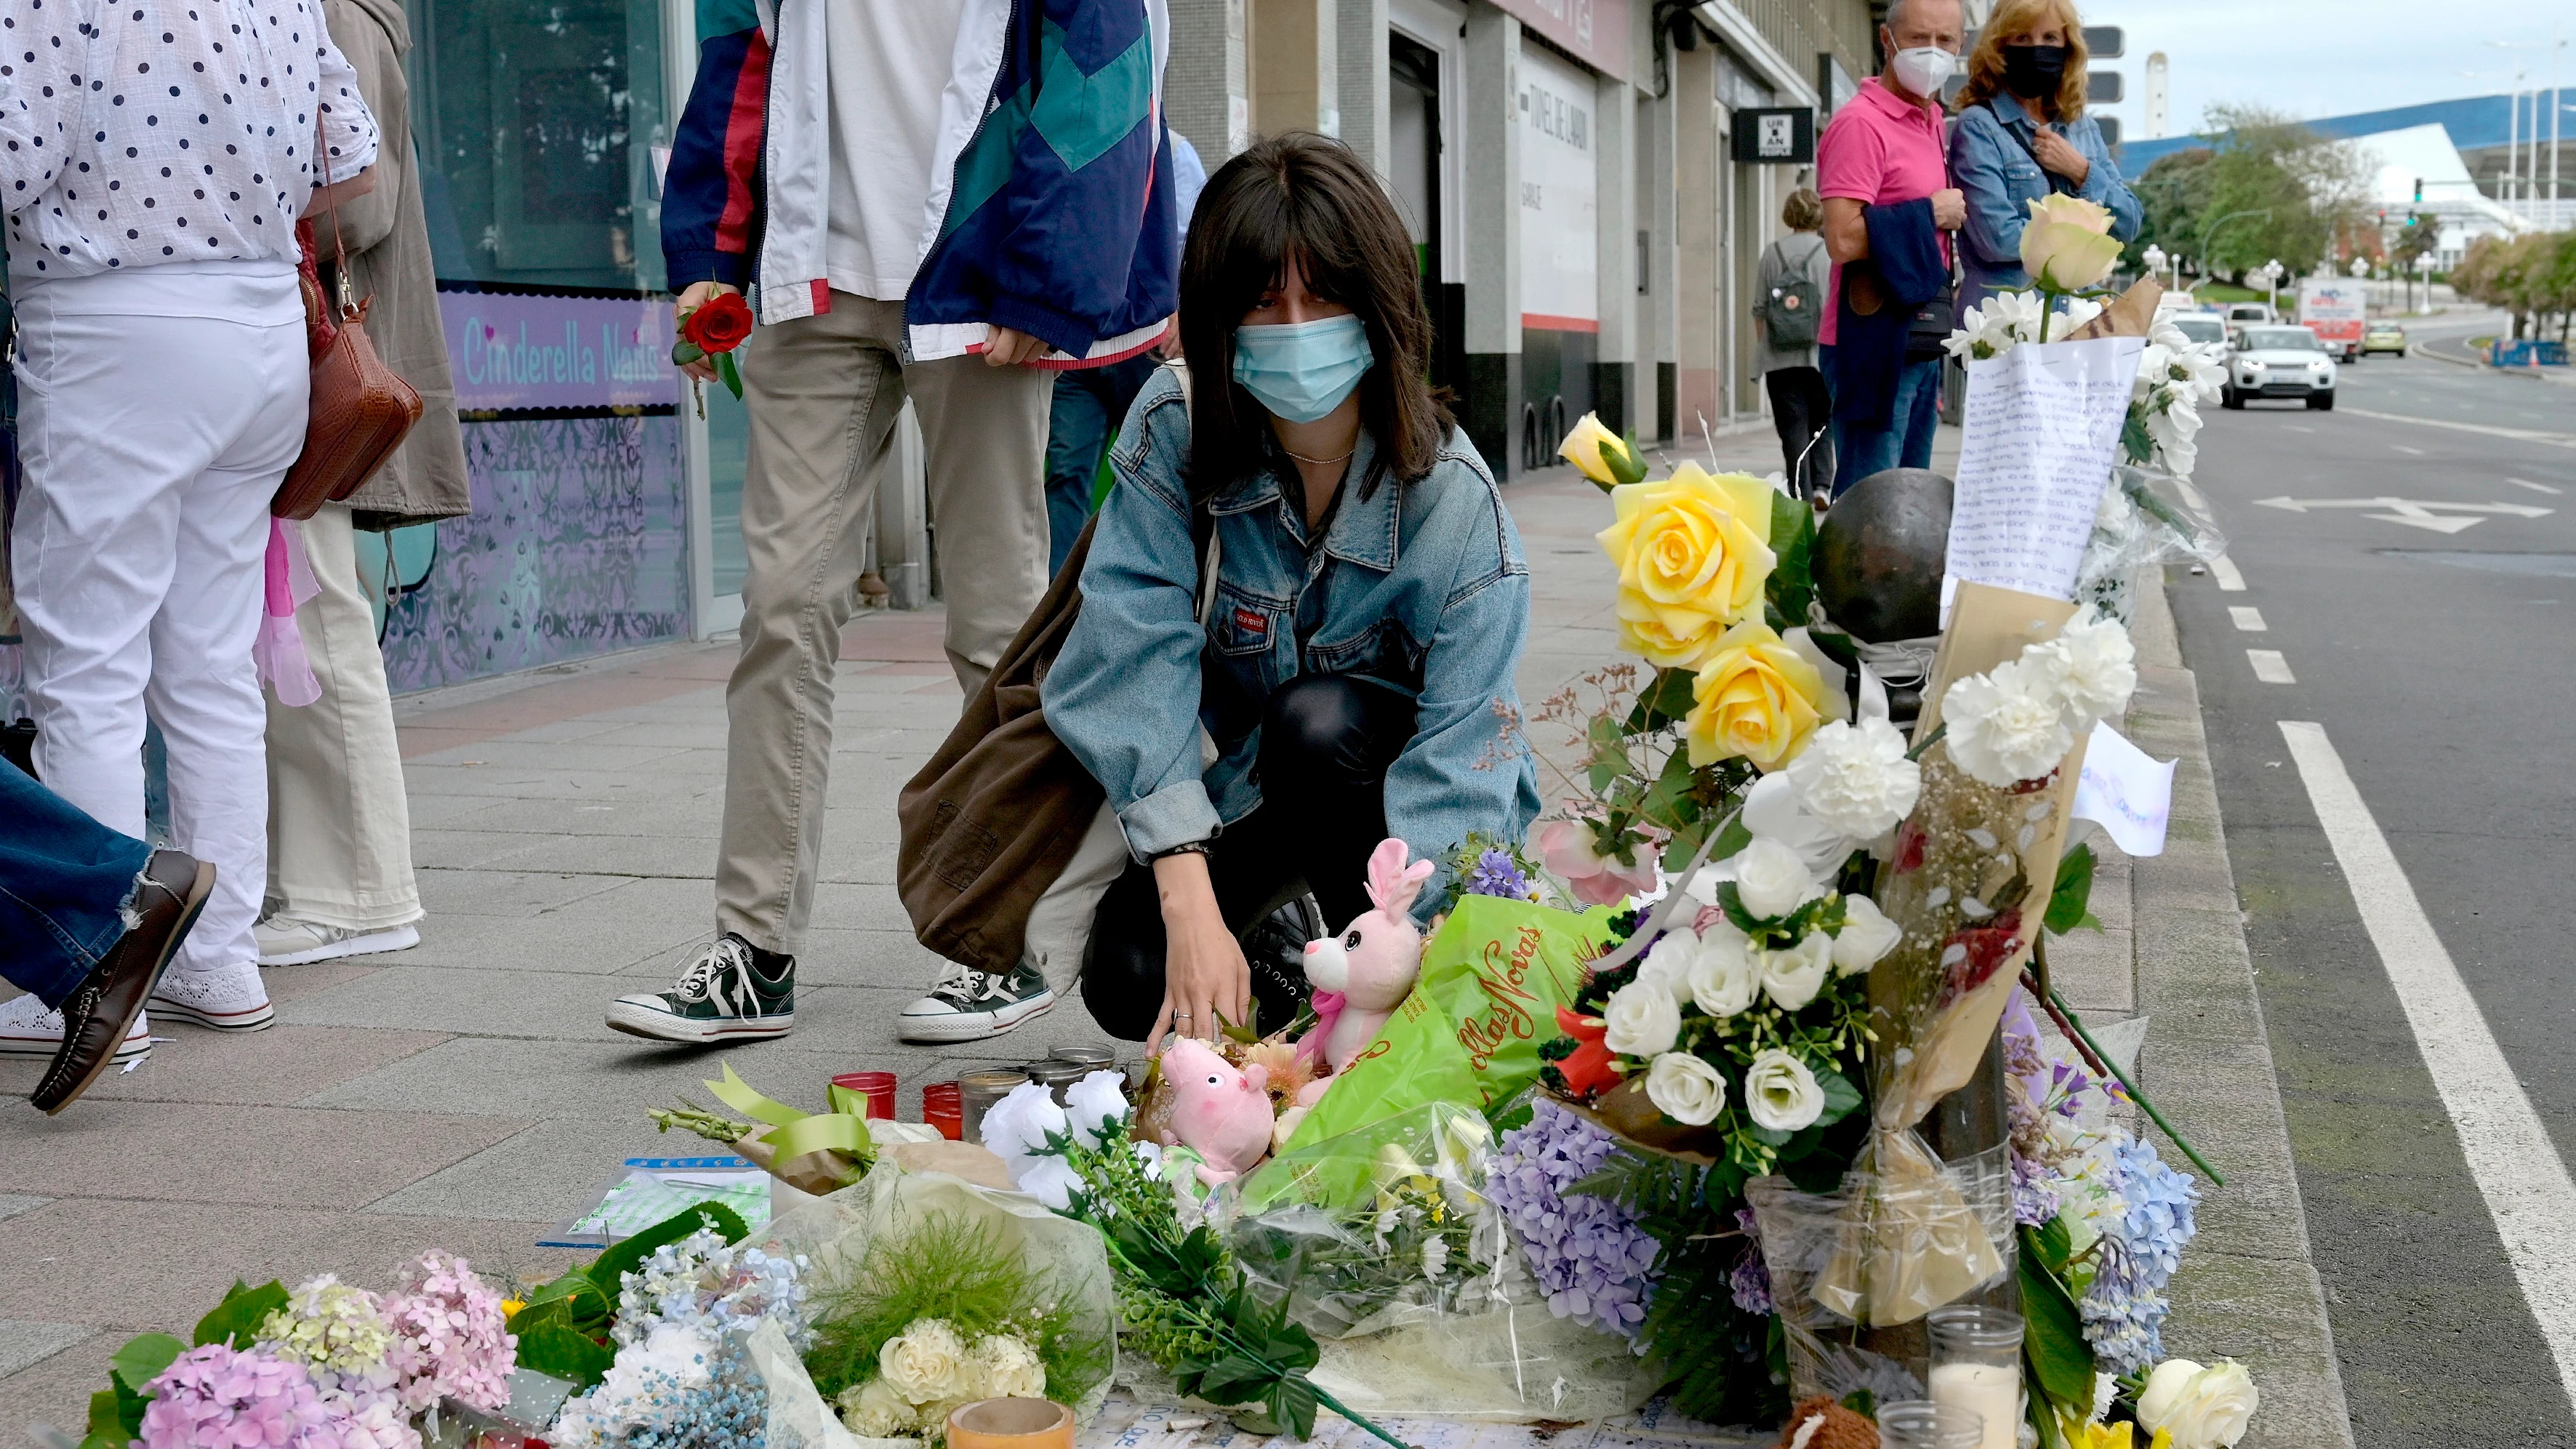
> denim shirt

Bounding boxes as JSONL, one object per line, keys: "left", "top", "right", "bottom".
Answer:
{"left": 1949, "top": 95, "right": 2142, "bottom": 315}
{"left": 1044, "top": 367, "right": 1541, "bottom": 918}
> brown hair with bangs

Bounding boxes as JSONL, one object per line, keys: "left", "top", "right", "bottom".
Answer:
{"left": 1955, "top": 0, "right": 2090, "bottom": 123}
{"left": 1178, "top": 131, "right": 1453, "bottom": 501}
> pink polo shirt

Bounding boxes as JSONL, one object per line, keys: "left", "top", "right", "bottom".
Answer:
{"left": 1813, "top": 76, "right": 1953, "bottom": 346}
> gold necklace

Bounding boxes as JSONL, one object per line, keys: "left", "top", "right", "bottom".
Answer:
{"left": 1280, "top": 443, "right": 1355, "bottom": 465}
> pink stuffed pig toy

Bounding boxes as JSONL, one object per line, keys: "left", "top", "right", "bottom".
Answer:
{"left": 1160, "top": 1037, "right": 1277, "bottom": 1185}
{"left": 1296, "top": 838, "right": 1435, "bottom": 1073}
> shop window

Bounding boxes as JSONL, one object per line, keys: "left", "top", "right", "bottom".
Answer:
{"left": 409, "top": 0, "right": 668, "bottom": 292}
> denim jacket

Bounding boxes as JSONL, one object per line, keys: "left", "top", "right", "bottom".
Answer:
{"left": 1949, "top": 96, "right": 2142, "bottom": 316}
{"left": 1044, "top": 367, "right": 1541, "bottom": 916}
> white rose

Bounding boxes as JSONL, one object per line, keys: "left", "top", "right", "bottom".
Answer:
{"left": 1941, "top": 658, "right": 2077, "bottom": 787}
{"left": 1644, "top": 1051, "right": 1730, "bottom": 1125}
{"left": 1782, "top": 717, "right": 1922, "bottom": 842}
{"left": 1759, "top": 933, "right": 1834, "bottom": 1011}
{"left": 2030, "top": 609, "right": 2138, "bottom": 730}
{"left": 1687, "top": 923, "right": 1762, "bottom": 1018}
{"left": 1830, "top": 895, "right": 1901, "bottom": 976}
{"left": 978, "top": 1083, "right": 1069, "bottom": 1185}
{"left": 1602, "top": 979, "right": 1681, "bottom": 1057}
{"left": 971, "top": 1334, "right": 1050, "bottom": 1400}
{"left": 880, "top": 1319, "right": 970, "bottom": 1405}
{"left": 1730, "top": 836, "right": 1819, "bottom": 920}
{"left": 1637, "top": 931, "right": 1699, "bottom": 999}
{"left": 1742, "top": 1049, "right": 1826, "bottom": 1132}
{"left": 840, "top": 1376, "right": 919, "bottom": 1437}
{"left": 2138, "top": 1359, "right": 2258, "bottom": 1449}
{"left": 1064, "top": 1069, "right": 1130, "bottom": 1149}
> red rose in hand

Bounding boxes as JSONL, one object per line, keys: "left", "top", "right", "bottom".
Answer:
{"left": 681, "top": 292, "right": 755, "bottom": 354}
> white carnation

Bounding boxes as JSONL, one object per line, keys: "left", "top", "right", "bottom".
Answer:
{"left": 1759, "top": 932, "right": 1834, "bottom": 1011}
{"left": 1686, "top": 923, "right": 1762, "bottom": 1018}
{"left": 976, "top": 1083, "right": 1070, "bottom": 1187}
{"left": 2031, "top": 609, "right": 2138, "bottom": 728}
{"left": 972, "top": 1333, "right": 1051, "bottom": 1400}
{"left": 1064, "top": 1069, "right": 1130, "bottom": 1149}
{"left": 880, "top": 1318, "right": 971, "bottom": 1405}
{"left": 1018, "top": 1157, "right": 1084, "bottom": 1212}
{"left": 1731, "top": 836, "right": 1821, "bottom": 920}
{"left": 1831, "top": 894, "right": 1901, "bottom": 976}
{"left": 1942, "top": 658, "right": 2077, "bottom": 787}
{"left": 1644, "top": 1052, "right": 1730, "bottom": 1126}
{"left": 839, "top": 1376, "right": 920, "bottom": 1437}
{"left": 1602, "top": 978, "right": 1681, "bottom": 1057}
{"left": 1782, "top": 718, "right": 1922, "bottom": 840}
{"left": 1739, "top": 771, "right": 1858, "bottom": 877}
{"left": 1742, "top": 1049, "right": 1826, "bottom": 1132}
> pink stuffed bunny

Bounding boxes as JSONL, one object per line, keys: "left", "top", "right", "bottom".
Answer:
{"left": 1159, "top": 1037, "right": 1277, "bottom": 1185}
{"left": 1296, "top": 838, "right": 1435, "bottom": 1073}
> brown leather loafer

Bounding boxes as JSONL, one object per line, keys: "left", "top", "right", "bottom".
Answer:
{"left": 31, "top": 849, "right": 216, "bottom": 1115}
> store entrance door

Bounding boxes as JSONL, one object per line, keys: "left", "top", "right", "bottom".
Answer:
{"left": 1389, "top": 21, "right": 1465, "bottom": 402}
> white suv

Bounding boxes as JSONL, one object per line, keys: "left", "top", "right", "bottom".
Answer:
{"left": 2220, "top": 324, "right": 2338, "bottom": 412}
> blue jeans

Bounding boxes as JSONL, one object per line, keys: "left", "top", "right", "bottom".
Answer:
{"left": 1831, "top": 356, "right": 1942, "bottom": 497}
{"left": 0, "top": 763, "right": 155, "bottom": 1008}
{"left": 1044, "top": 356, "right": 1163, "bottom": 577}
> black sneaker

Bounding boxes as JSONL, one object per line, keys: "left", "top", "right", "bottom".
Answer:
{"left": 607, "top": 934, "right": 795, "bottom": 1043}
{"left": 896, "top": 960, "right": 1056, "bottom": 1043}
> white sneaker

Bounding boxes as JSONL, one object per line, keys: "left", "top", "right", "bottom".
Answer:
{"left": 896, "top": 961, "right": 1056, "bottom": 1043}
{"left": 0, "top": 992, "right": 151, "bottom": 1063}
{"left": 147, "top": 962, "right": 276, "bottom": 1032}
{"left": 255, "top": 915, "right": 422, "bottom": 966}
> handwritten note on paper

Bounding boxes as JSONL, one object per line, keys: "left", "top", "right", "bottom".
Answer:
{"left": 1943, "top": 334, "right": 2146, "bottom": 612}
{"left": 2072, "top": 719, "right": 2176, "bottom": 856}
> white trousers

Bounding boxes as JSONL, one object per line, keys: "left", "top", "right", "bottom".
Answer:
{"left": 9, "top": 262, "right": 308, "bottom": 976}
{"left": 265, "top": 503, "right": 422, "bottom": 930}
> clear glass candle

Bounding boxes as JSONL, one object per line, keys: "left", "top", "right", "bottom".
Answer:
{"left": 1877, "top": 1399, "right": 1983, "bottom": 1449}
{"left": 1927, "top": 1304, "right": 2026, "bottom": 1449}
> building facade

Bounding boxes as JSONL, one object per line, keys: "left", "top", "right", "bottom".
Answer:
{"left": 352, "top": 0, "right": 1875, "bottom": 691}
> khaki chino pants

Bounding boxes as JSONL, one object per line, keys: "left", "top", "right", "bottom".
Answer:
{"left": 716, "top": 294, "right": 1051, "bottom": 955}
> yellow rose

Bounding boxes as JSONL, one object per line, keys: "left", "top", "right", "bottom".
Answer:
{"left": 1597, "top": 463, "right": 1778, "bottom": 668}
{"left": 2021, "top": 193, "right": 2125, "bottom": 292}
{"left": 1683, "top": 620, "right": 1829, "bottom": 770}
{"left": 1557, "top": 411, "right": 1637, "bottom": 486}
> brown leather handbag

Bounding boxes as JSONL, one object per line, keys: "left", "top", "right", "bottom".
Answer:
{"left": 272, "top": 112, "right": 422, "bottom": 521}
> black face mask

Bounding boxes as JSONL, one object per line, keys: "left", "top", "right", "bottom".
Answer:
{"left": 2002, "top": 44, "right": 2069, "bottom": 98}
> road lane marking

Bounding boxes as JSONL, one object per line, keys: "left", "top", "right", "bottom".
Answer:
{"left": 2287, "top": 425, "right": 2316, "bottom": 433}
{"left": 2393, "top": 444, "right": 2427, "bottom": 455}
{"left": 2280, "top": 720, "right": 2576, "bottom": 1414}
{"left": 2247, "top": 649, "right": 2296, "bottom": 683}
{"left": 2210, "top": 555, "right": 2247, "bottom": 591}
{"left": 2229, "top": 606, "right": 2268, "bottom": 631}
{"left": 2253, "top": 496, "right": 2553, "bottom": 534}
{"left": 2342, "top": 406, "right": 2576, "bottom": 450}
{"left": 2509, "top": 478, "right": 2564, "bottom": 495}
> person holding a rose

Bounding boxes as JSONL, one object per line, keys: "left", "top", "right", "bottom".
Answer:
{"left": 609, "top": 0, "right": 1179, "bottom": 1046}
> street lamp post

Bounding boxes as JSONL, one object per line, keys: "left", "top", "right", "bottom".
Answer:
{"left": 2263, "top": 259, "right": 2284, "bottom": 316}
{"left": 2143, "top": 244, "right": 2168, "bottom": 295}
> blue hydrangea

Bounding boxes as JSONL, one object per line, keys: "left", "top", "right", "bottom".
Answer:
{"left": 2077, "top": 1136, "right": 2199, "bottom": 1373}
{"left": 1727, "top": 1208, "right": 1773, "bottom": 1315}
{"left": 1489, "top": 1100, "right": 1662, "bottom": 1341}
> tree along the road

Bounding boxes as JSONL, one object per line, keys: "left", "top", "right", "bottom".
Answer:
{"left": 2127, "top": 105, "right": 2372, "bottom": 284}
{"left": 2451, "top": 232, "right": 2576, "bottom": 342}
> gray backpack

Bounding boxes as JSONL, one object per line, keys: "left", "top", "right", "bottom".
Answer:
{"left": 1762, "top": 235, "right": 1826, "bottom": 351}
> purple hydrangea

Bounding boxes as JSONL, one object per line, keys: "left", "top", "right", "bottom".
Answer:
{"left": 1465, "top": 847, "right": 1534, "bottom": 900}
{"left": 139, "top": 1344, "right": 339, "bottom": 1449}
{"left": 1727, "top": 1208, "right": 1773, "bottom": 1315}
{"left": 1489, "top": 1099, "right": 1662, "bottom": 1340}
{"left": 2010, "top": 1152, "right": 2062, "bottom": 1227}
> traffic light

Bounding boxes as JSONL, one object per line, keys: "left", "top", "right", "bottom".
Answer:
{"left": 2413, "top": 177, "right": 2423, "bottom": 204}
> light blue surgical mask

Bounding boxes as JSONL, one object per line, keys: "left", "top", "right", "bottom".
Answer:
{"left": 1231, "top": 314, "right": 1375, "bottom": 423}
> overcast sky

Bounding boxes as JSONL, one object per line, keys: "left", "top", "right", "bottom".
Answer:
{"left": 2070, "top": 0, "right": 2571, "bottom": 139}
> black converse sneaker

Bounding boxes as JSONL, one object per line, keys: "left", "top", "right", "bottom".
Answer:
{"left": 607, "top": 934, "right": 795, "bottom": 1043}
{"left": 896, "top": 960, "right": 1056, "bottom": 1043}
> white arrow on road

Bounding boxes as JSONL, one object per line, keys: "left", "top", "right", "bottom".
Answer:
{"left": 2252, "top": 496, "right": 2556, "bottom": 534}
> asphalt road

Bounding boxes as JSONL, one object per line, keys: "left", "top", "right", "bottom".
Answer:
{"left": 2165, "top": 311, "right": 2576, "bottom": 1445}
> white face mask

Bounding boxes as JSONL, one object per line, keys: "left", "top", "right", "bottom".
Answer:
{"left": 1890, "top": 45, "right": 1957, "bottom": 99}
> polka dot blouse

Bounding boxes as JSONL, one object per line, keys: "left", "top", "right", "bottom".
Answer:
{"left": 0, "top": 0, "right": 379, "bottom": 279}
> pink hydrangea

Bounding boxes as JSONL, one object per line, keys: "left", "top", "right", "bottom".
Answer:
{"left": 380, "top": 1251, "right": 516, "bottom": 1412}
{"left": 139, "top": 1344, "right": 340, "bottom": 1449}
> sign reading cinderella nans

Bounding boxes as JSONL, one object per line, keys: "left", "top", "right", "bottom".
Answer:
{"left": 373, "top": 283, "right": 691, "bottom": 694}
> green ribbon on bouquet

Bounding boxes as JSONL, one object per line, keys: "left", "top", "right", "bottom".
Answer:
{"left": 706, "top": 1062, "right": 876, "bottom": 1163}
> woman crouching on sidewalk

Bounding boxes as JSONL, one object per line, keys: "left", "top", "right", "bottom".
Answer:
{"left": 1044, "top": 132, "right": 1539, "bottom": 1048}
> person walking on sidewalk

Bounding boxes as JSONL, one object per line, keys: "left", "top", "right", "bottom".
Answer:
{"left": 606, "top": 0, "right": 1179, "bottom": 1045}
{"left": 256, "top": 0, "right": 472, "bottom": 970}
{"left": 0, "top": 764, "right": 214, "bottom": 1113}
{"left": 3, "top": 0, "right": 380, "bottom": 1035}
{"left": 1816, "top": 0, "right": 1966, "bottom": 496}
{"left": 1755, "top": 188, "right": 1834, "bottom": 502}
